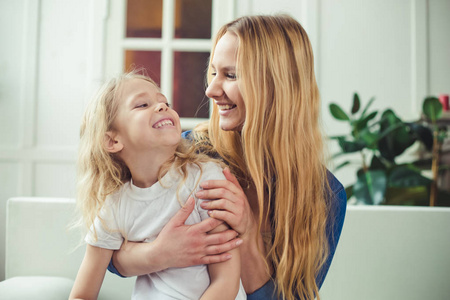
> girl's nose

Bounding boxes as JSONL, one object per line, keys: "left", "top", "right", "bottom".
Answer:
{"left": 205, "top": 78, "right": 223, "bottom": 99}
{"left": 155, "top": 102, "right": 168, "bottom": 112}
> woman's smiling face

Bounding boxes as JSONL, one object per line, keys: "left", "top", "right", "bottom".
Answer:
{"left": 206, "top": 32, "right": 246, "bottom": 132}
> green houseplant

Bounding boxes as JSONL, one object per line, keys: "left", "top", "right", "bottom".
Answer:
{"left": 329, "top": 93, "right": 450, "bottom": 206}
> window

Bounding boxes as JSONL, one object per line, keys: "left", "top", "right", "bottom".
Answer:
{"left": 105, "top": 0, "right": 235, "bottom": 129}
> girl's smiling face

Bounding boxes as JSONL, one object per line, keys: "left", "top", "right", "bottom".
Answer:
{"left": 206, "top": 32, "right": 246, "bottom": 132}
{"left": 112, "top": 78, "right": 181, "bottom": 153}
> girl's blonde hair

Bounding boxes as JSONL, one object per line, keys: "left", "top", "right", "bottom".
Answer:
{"left": 77, "top": 71, "right": 216, "bottom": 239}
{"left": 195, "top": 15, "right": 330, "bottom": 300}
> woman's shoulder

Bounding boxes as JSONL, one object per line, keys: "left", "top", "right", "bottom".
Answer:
{"left": 324, "top": 170, "right": 347, "bottom": 232}
{"left": 326, "top": 170, "right": 347, "bottom": 208}
{"left": 326, "top": 170, "right": 345, "bottom": 195}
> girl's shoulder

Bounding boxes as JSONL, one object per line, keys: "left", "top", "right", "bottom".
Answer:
{"left": 187, "top": 161, "right": 225, "bottom": 181}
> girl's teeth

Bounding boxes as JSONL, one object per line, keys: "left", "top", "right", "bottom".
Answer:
{"left": 155, "top": 120, "right": 173, "bottom": 128}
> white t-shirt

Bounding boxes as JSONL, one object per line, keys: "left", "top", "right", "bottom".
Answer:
{"left": 86, "top": 161, "right": 246, "bottom": 300}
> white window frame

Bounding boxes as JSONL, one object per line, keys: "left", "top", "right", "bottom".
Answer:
{"left": 104, "top": 0, "right": 236, "bottom": 129}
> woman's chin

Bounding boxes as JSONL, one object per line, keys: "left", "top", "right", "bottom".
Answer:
{"left": 219, "top": 118, "right": 244, "bottom": 132}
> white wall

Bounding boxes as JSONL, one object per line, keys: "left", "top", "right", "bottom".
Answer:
{"left": 1, "top": 0, "right": 449, "bottom": 283}
{"left": 0, "top": 0, "right": 106, "bottom": 281}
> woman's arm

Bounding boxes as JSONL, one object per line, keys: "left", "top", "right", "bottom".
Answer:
{"left": 197, "top": 168, "right": 271, "bottom": 293}
{"left": 200, "top": 223, "right": 242, "bottom": 300}
{"left": 69, "top": 245, "right": 113, "bottom": 300}
{"left": 111, "top": 197, "right": 242, "bottom": 277}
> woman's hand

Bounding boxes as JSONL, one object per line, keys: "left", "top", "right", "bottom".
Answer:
{"left": 112, "top": 197, "right": 242, "bottom": 277}
{"left": 156, "top": 197, "right": 242, "bottom": 268}
{"left": 196, "top": 168, "right": 257, "bottom": 239}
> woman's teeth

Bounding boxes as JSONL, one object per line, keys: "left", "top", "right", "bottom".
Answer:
{"left": 218, "top": 104, "right": 236, "bottom": 110}
{"left": 154, "top": 120, "right": 173, "bottom": 128}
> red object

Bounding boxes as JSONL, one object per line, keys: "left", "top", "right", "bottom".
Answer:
{"left": 439, "top": 94, "right": 449, "bottom": 111}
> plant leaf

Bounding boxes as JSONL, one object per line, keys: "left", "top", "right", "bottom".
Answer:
{"left": 351, "top": 111, "right": 378, "bottom": 138}
{"left": 329, "top": 103, "right": 350, "bottom": 121}
{"left": 410, "top": 158, "right": 432, "bottom": 170}
{"left": 345, "top": 185, "right": 354, "bottom": 201}
{"left": 388, "top": 165, "right": 431, "bottom": 187}
{"left": 423, "top": 97, "right": 443, "bottom": 122}
{"left": 328, "top": 135, "right": 346, "bottom": 140}
{"left": 407, "top": 122, "right": 433, "bottom": 151}
{"left": 353, "top": 170, "right": 387, "bottom": 205}
{"left": 337, "top": 137, "right": 366, "bottom": 153}
{"left": 361, "top": 96, "right": 376, "bottom": 118}
{"left": 360, "top": 131, "right": 379, "bottom": 149}
{"left": 384, "top": 186, "right": 429, "bottom": 206}
{"left": 334, "top": 160, "right": 351, "bottom": 172}
{"left": 351, "top": 93, "right": 361, "bottom": 114}
{"left": 378, "top": 110, "right": 415, "bottom": 162}
{"left": 370, "top": 154, "right": 386, "bottom": 170}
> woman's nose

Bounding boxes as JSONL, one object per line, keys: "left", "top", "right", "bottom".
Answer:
{"left": 205, "top": 78, "right": 223, "bottom": 99}
{"left": 155, "top": 103, "right": 168, "bottom": 112}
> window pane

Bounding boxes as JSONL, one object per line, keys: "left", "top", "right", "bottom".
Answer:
{"left": 126, "top": 0, "right": 162, "bottom": 38}
{"left": 174, "top": 0, "right": 212, "bottom": 39}
{"left": 173, "top": 51, "right": 209, "bottom": 118}
{"left": 125, "top": 50, "right": 161, "bottom": 86}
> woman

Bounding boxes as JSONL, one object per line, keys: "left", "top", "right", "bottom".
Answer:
{"left": 108, "top": 15, "right": 346, "bottom": 300}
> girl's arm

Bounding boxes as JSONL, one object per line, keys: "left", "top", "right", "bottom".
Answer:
{"left": 197, "top": 168, "right": 271, "bottom": 293}
{"left": 200, "top": 223, "right": 242, "bottom": 300}
{"left": 69, "top": 245, "right": 114, "bottom": 300}
{"left": 111, "top": 197, "right": 242, "bottom": 277}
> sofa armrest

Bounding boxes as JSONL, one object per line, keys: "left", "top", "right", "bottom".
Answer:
{"left": 5, "top": 197, "right": 135, "bottom": 300}
{"left": 5, "top": 197, "right": 82, "bottom": 279}
{"left": 0, "top": 276, "right": 74, "bottom": 300}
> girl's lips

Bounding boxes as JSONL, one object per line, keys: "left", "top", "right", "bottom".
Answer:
{"left": 152, "top": 118, "right": 174, "bottom": 128}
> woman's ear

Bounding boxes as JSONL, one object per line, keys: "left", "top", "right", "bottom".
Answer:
{"left": 104, "top": 131, "right": 124, "bottom": 153}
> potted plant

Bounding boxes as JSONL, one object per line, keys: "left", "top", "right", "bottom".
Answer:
{"left": 329, "top": 93, "right": 450, "bottom": 206}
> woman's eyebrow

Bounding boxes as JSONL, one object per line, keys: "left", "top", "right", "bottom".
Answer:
{"left": 211, "top": 65, "right": 236, "bottom": 72}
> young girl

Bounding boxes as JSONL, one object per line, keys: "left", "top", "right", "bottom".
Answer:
{"left": 69, "top": 72, "right": 246, "bottom": 300}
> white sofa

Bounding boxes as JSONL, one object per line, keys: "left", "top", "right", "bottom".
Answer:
{"left": 1, "top": 197, "right": 450, "bottom": 300}
{"left": 0, "top": 197, "right": 135, "bottom": 300}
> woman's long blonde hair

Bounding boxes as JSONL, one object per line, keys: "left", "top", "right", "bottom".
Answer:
{"left": 77, "top": 71, "right": 215, "bottom": 238}
{"left": 195, "top": 15, "right": 330, "bottom": 300}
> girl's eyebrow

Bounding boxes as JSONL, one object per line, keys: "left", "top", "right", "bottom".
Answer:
{"left": 127, "top": 92, "right": 147, "bottom": 105}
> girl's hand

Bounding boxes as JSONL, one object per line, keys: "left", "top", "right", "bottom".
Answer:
{"left": 196, "top": 168, "right": 257, "bottom": 238}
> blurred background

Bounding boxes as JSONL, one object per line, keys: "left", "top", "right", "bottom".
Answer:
{"left": 0, "top": 0, "right": 449, "bottom": 288}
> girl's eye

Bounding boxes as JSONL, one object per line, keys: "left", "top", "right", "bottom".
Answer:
{"left": 135, "top": 103, "right": 148, "bottom": 108}
{"left": 226, "top": 73, "right": 236, "bottom": 79}
{"left": 165, "top": 103, "right": 171, "bottom": 108}
{"left": 211, "top": 72, "right": 217, "bottom": 77}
